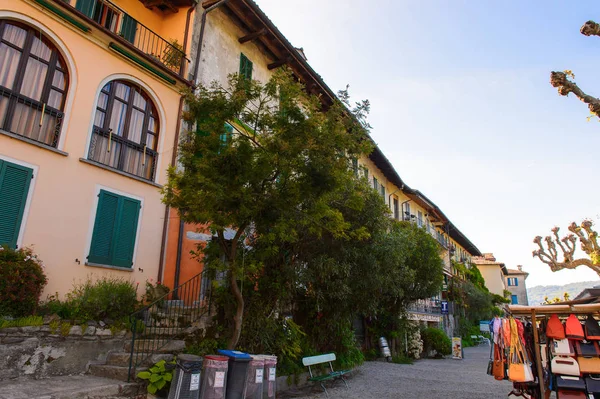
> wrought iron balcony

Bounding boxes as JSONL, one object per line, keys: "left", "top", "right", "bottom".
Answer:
{"left": 52, "top": 0, "right": 189, "bottom": 79}
{"left": 407, "top": 299, "right": 442, "bottom": 315}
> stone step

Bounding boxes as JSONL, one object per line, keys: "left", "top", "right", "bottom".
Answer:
{"left": 88, "top": 364, "right": 146, "bottom": 383}
{"left": 124, "top": 339, "right": 186, "bottom": 353}
{"left": 0, "top": 375, "right": 142, "bottom": 399}
{"left": 107, "top": 351, "right": 175, "bottom": 367}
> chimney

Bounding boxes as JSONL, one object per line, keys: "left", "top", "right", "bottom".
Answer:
{"left": 517, "top": 265, "right": 523, "bottom": 271}
{"left": 483, "top": 253, "right": 496, "bottom": 261}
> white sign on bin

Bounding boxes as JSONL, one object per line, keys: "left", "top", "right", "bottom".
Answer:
{"left": 255, "top": 369, "right": 264, "bottom": 384}
{"left": 190, "top": 373, "right": 200, "bottom": 391}
{"left": 214, "top": 371, "right": 225, "bottom": 388}
{"left": 268, "top": 368, "right": 276, "bottom": 381}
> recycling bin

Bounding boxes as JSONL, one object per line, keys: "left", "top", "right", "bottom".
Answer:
{"left": 243, "top": 356, "right": 264, "bottom": 399}
{"left": 260, "top": 355, "right": 277, "bottom": 399}
{"left": 168, "top": 354, "right": 203, "bottom": 399}
{"left": 199, "top": 355, "right": 229, "bottom": 399}
{"left": 217, "top": 349, "right": 252, "bottom": 399}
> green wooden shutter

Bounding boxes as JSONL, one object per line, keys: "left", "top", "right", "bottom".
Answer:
{"left": 88, "top": 190, "right": 119, "bottom": 265}
{"left": 75, "top": 0, "right": 96, "bottom": 18}
{"left": 239, "top": 53, "right": 253, "bottom": 80}
{"left": 111, "top": 197, "right": 140, "bottom": 268}
{"left": 120, "top": 14, "right": 138, "bottom": 44}
{"left": 0, "top": 160, "right": 32, "bottom": 248}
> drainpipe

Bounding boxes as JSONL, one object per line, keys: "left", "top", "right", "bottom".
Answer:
{"left": 157, "top": 3, "right": 195, "bottom": 285}
{"left": 167, "top": 0, "right": 231, "bottom": 291}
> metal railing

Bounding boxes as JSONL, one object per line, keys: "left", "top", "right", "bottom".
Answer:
{"left": 0, "top": 86, "right": 64, "bottom": 147}
{"left": 408, "top": 299, "right": 442, "bottom": 315}
{"left": 127, "top": 270, "right": 211, "bottom": 381}
{"left": 60, "top": 0, "right": 189, "bottom": 76}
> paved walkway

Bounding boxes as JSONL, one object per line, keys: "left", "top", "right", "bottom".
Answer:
{"left": 288, "top": 345, "right": 514, "bottom": 399}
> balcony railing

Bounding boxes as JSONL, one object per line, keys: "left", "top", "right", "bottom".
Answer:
{"left": 58, "top": 0, "right": 189, "bottom": 78}
{"left": 408, "top": 299, "right": 442, "bottom": 315}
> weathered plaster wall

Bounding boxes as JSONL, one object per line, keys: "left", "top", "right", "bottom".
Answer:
{"left": 0, "top": 323, "right": 127, "bottom": 380}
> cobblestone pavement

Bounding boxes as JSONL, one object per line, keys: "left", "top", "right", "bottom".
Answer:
{"left": 287, "top": 345, "right": 514, "bottom": 399}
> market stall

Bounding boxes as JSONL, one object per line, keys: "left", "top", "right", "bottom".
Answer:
{"left": 488, "top": 304, "right": 600, "bottom": 398}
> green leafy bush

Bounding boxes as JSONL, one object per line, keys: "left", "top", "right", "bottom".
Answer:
{"left": 137, "top": 359, "right": 175, "bottom": 395}
{"left": 0, "top": 246, "right": 47, "bottom": 317}
{"left": 421, "top": 327, "right": 451, "bottom": 357}
{"left": 392, "top": 354, "right": 413, "bottom": 364}
{"left": 0, "top": 315, "right": 43, "bottom": 328}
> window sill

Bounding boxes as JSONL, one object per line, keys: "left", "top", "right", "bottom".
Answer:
{"left": 85, "top": 262, "right": 134, "bottom": 272}
{"left": 79, "top": 158, "right": 162, "bottom": 188}
{"left": 0, "top": 129, "right": 68, "bottom": 156}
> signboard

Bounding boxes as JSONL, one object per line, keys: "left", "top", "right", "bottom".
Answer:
{"left": 452, "top": 337, "right": 463, "bottom": 360}
{"left": 441, "top": 301, "right": 449, "bottom": 314}
{"left": 190, "top": 373, "right": 200, "bottom": 390}
{"left": 407, "top": 313, "right": 442, "bottom": 322}
{"left": 480, "top": 321, "right": 490, "bottom": 333}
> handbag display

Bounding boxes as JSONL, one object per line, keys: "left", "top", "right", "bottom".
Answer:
{"left": 555, "top": 375, "right": 586, "bottom": 390}
{"left": 552, "top": 355, "right": 581, "bottom": 376}
{"left": 566, "top": 314, "right": 585, "bottom": 340}
{"left": 557, "top": 390, "right": 586, "bottom": 399}
{"left": 553, "top": 338, "right": 576, "bottom": 356}
{"left": 576, "top": 340, "right": 600, "bottom": 357}
{"left": 548, "top": 314, "right": 566, "bottom": 340}
{"left": 578, "top": 356, "right": 600, "bottom": 374}
{"left": 586, "top": 375, "right": 600, "bottom": 393}
{"left": 586, "top": 315, "right": 600, "bottom": 340}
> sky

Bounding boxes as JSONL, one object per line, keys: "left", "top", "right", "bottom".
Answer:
{"left": 252, "top": 0, "right": 600, "bottom": 288}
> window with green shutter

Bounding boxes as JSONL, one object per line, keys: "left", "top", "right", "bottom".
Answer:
{"left": 120, "top": 14, "right": 138, "bottom": 44}
{"left": 239, "top": 53, "right": 253, "bottom": 80}
{"left": 0, "top": 160, "right": 32, "bottom": 249}
{"left": 75, "top": 0, "right": 96, "bottom": 18}
{"left": 88, "top": 190, "right": 141, "bottom": 268}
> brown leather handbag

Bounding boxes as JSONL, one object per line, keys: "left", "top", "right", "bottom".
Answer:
{"left": 493, "top": 345, "right": 505, "bottom": 380}
{"left": 578, "top": 356, "right": 600, "bottom": 374}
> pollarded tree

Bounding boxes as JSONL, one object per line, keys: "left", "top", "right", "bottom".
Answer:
{"left": 533, "top": 220, "right": 600, "bottom": 276}
{"left": 163, "top": 69, "right": 371, "bottom": 349}
{"left": 550, "top": 21, "right": 600, "bottom": 119}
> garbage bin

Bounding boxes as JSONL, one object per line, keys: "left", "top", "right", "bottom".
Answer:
{"left": 217, "top": 349, "right": 252, "bottom": 399}
{"left": 199, "top": 355, "right": 229, "bottom": 399}
{"left": 253, "top": 355, "right": 277, "bottom": 399}
{"left": 168, "top": 354, "right": 203, "bottom": 399}
{"left": 243, "top": 356, "right": 264, "bottom": 399}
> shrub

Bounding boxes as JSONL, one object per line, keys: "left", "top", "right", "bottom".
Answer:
{"left": 0, "top": 246, "right": 47, "bottom": 317}
{"left": 392, "top": 354, "right": 413, "bottom": 364}
{"left": 421, "top": 327, "right": 451, "bottom": 357}
{"left": 0, "top": 315, "right": 43, "bottom": 328}
{"left": 66, "top": 277, "right": 139, "bottom": 322}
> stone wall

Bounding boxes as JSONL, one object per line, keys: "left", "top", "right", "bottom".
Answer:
{"left": 0, "top": 321, "right": 129, "bottom": 380}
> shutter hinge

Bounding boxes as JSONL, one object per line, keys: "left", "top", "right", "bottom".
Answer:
{"left": 31, "top": 174, "right": 34, "bottom": 179}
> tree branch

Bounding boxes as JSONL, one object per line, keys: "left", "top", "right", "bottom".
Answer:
{"left": 550, "top": 71, "right": 600, "bottom": 115}
{"left": 581, "top": 20, "right": 600, "bottom": 37}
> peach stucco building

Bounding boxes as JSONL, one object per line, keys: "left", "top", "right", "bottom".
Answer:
{"left": 0, "top": 0, "right": 195, "bottom": 296}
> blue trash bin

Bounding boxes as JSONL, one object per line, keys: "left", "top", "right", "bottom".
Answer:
{"left": 217, "top": 350, "right": 252, "bottom": 399}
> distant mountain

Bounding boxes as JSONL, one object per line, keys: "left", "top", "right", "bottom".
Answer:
{"left": 527, "top": 280, "right": 600, "bottom": 305}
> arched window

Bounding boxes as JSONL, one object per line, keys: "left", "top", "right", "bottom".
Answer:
{"left": 0, "top": 20, "right": 68, "bottom": 147}
{"left": 88, "top": 80, "right": 159, "bottom": 181}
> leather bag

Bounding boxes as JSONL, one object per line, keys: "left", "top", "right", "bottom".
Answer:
{"left": 508, "top": 338, "right": 533, "bottom": 383}
{"left": 586, "top": 315, "right": 600, "bottom": 341}
{"left": 548, "top": 314, "right": 566, "bottom": 340}
{"left": 586, "top": 375, "right": 600, "bottom": 393}
{"left": 566, "top": 314, "right": 585, "bottom": 340}
{"left": 553, "top": 338, "right": 576, "bottom": 356}
{"left": 556, "top": 375, "right": 586, "bottom": 390}
{"left": 493, "top": 345, "right": 505, "bottom": 380}
{"left": 576, "top": 340, "right": 600, "bottom": 357}
{"left": 552, "top": 356, "right": 581, "bottom": 376}
{"left": 557, "top": 390, "right": 586, "bottom": 399}
{"left": 578, "top": 356, "right": 600, "bottom": 374}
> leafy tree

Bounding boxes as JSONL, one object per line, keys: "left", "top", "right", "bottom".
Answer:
{"left": 163, "top": 70, "right": 371, "bottom": 349}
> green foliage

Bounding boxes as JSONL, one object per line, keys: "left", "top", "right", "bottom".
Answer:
{"left": 162, "top": 39, "right": 184, "bottom": 70}
{"left": 0, "top": 246, "right": 48, "bottom": 317}
{"left": 41, "top": 277, "right": 138, "bottom": 322}
{"left": 392, "top": 354, "right": 413, "bottom": 364}
{"left": 137, "top": 359, "right": 175, "bottom": 395}
{"left": 143, "top": 279, "right": 170, "bottom": 304}
{"left": 421, "top": 328, "right": 451, "bottom": 357}
{"left": 0, "top": 316, "right": 43, "bottom": 328}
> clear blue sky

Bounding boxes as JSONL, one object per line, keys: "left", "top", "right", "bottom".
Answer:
{"left": 254, "top": 0, "right": 600, "bottom": 287}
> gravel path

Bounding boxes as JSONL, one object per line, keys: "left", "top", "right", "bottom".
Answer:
{"left": 286, "top": 345, "right": 514, "bottom": 399}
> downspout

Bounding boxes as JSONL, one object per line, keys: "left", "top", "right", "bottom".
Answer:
{"left": 169, "top": 0, "right": 231, "bottom": 291}
{"left": 157, "top": 3, "right": 195, "bottom": 284}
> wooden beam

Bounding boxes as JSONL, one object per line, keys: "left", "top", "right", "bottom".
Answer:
{"left": 238, "top": 28, "right": 267, "bottom": 44}
{"left": 268, "top": 56, "right": 291, "bottom": 70}
{"left": 202, "top": 0, "right": 220, "bottom": 8}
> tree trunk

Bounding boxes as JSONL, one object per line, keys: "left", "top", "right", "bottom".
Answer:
{"left": 227, "top": 266, "right": 244, "bottom": 349}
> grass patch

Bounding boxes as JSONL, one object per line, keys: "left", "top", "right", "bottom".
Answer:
{"left": 391, "top": 355, "right": 414, "bottom": 364}
{"left": 0, "top": 316, "right": 43, "bottom": 328}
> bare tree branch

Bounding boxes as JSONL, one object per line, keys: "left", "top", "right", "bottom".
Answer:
{"left": 581, "top": 20, "right": 600, "bottom": 37}
{"left": 550, "top": 71, "right": 600, "bottom": 115}
{"left": 533, "top": 221, "right": 600, "bottom": 277}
